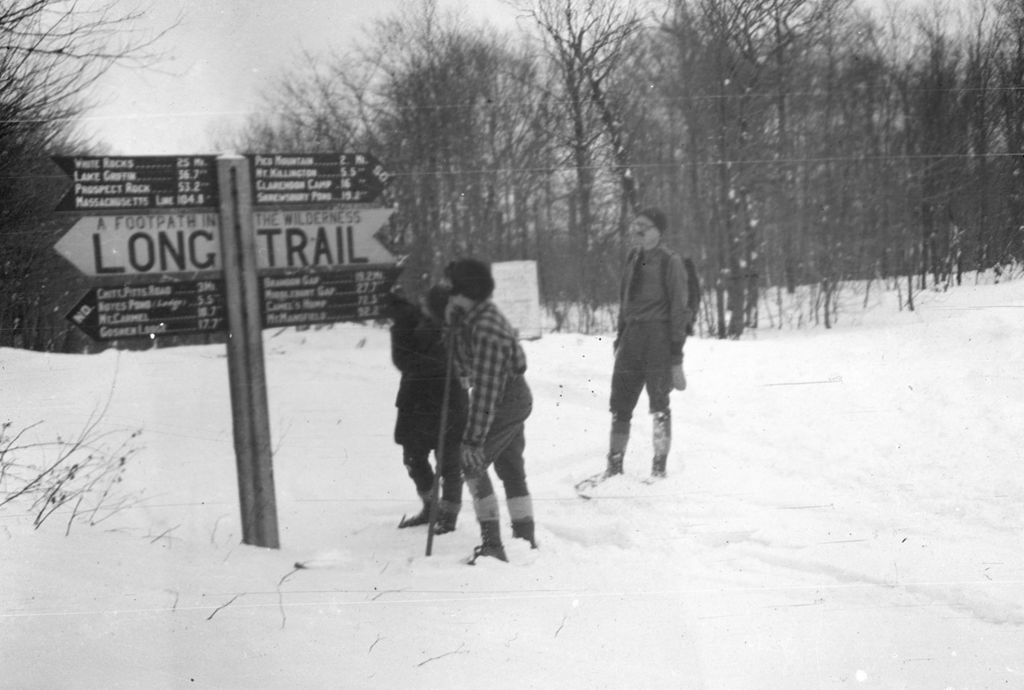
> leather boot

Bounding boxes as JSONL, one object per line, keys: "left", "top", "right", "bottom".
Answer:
{"left": 652, "top": 411, "right": 671, "bottom": 478}
{"left": 432, "top": 500, "right": 460, "bottom": 535}
{"left": 605, "top": 416, "right": 629, "bottom": 477}
{"left": 469, "top": 519, "right": 507, "bottom": 563}
{"left": 398, "top": 491, "right": 432, "bottom": 528}
{"left": 511, "top": 517, "right": 537, "bottom": 549}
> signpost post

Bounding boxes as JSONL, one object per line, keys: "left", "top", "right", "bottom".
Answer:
{"left": 217, "top": 156, "right": 279, "bottom": 549}
{"left": 52, "top": 152, "right": 400, "bottom": 550}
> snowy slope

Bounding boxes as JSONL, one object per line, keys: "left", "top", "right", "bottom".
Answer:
{"left": 3, "top": 278, "right": 1023, "bottom": 689}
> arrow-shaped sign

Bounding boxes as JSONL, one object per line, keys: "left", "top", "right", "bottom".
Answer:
{"left": 53, "top": 155, "right": 219, "bottom": 211}
{"left": 260, "top": 264, "right": 403, "bottom": 327}
{"left": 66, "top": 279, "right": 226, "bottom": 340}
{"left": 251, "top": 206, "right": 396, "bottom": 269}
{"left": 54, "top": 212, "right": 222, "bottom": 276}
{"left": 248, "top": 153, "right": 391, "bottom": 205}
{"left": 54, "top": 206, "right": 398, "bottom": 277}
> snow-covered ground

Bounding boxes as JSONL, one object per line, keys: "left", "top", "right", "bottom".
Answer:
{"left": 3, "top": 277, "right": 1023, "bottom": 689}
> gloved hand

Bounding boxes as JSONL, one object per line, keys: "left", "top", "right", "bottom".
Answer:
{"left": 460, "top": 444, "right": 487, "bottom": 476}
{"left": 445, "top": 300, "right": 466, "bottom": 326}
{"left": 671, "top": 363, "right": 687, "bottom": 391}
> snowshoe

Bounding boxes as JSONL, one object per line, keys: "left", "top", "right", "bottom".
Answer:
{"left": 398, "top": 507, "right": 430, "bottom": 528}
{"left": 574, "top": 471, "right": 610, "bottom": 498}
{"left": 467, "top": 543, "right": 508, "bottom": 564}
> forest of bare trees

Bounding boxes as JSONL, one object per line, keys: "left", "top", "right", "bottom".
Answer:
{"left": 3, "top": 0, "right": 1024, "bottom": 350}
{"left": 230, "top": 0, "right": 1024, "bottom": 338}
{"left": 0, "top": 0, "right": 166, "bottom": 351}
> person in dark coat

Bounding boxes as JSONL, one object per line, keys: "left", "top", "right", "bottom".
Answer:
{"left": 386, "top": 284, "right": 467, "bottom": 533}
{"left": 605, "top": 208, "right": 691, "bottom": 479}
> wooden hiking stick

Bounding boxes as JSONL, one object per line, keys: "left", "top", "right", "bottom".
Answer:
{"left": 425, "top": 323, "right": 458, "bottom": 556}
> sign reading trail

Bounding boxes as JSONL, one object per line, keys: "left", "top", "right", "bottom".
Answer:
{"left": 261, "top": 265, "right": 402, "bottom": 328}
{"left": 66, "top": 279, "right": 226, "bottom": 341}
{"left": 253, "top": 206, "right": 396, "bottom": 268}
{"left": 249, "top": 153, "right": 389, "bottom": 205}
{"left": 54, "top": 156, "right": 218, "bottom": 211}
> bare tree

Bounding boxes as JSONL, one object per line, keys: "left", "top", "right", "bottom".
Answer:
{"left": 523, "top": 0, "right": 644, "bottom": 322}
{"left": 0, "top": 0, "right": 172, "bottom": 351}
{"left": 995, "top": 0, "right": 1024, "bottom": 265}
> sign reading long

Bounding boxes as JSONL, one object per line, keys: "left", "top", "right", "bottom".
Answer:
{"left": 55, "top": 212, "right": 222, "bottom": 276}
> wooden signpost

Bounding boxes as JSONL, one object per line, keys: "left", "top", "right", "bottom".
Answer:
{"left": 53, "top": 153, "right": 399, "bottom": 549}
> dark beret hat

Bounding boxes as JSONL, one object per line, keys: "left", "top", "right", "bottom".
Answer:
{"left": 445, "top": 258, "right": 495, "bottom": 301}
{"left": 638, "top": 208, "right": 667, "bottom": 233}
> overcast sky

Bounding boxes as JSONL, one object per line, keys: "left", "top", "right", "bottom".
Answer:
{"left": 80, "top": 0, "right": 916, "bottom": 156}
{"left": 80, "top": 0, "right": 521, "bottom": 155}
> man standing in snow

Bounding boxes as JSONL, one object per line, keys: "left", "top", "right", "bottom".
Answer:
{"left": 445, "top": 258, "right": 536, "bottom": 563}
{"left": 602, "top": 207, "right": 690, "bottom": 481}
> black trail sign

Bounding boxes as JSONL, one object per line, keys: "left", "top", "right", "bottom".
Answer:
{"left": 53, "top": 156, "right": 219, "bottom": 211}
{"left": 66, "top": 279, "right": 226, "bottom": 340}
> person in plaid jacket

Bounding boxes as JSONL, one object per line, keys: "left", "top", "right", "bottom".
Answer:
{"left": 444, "top": 258, "right": 536, "bottom": 564}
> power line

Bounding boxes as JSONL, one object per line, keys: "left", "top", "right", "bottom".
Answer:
{"left": 0, "top": 150, "right": 1019, "bottom": 190}
{"left": 3, "top": 83, "right": 1024, "bottom": 127}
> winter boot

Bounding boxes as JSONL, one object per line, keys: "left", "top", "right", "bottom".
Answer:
{"left": 398, "top": 491, "right": 431, "bottom": 528}
{"left": 651, "top": 411, "right": 671, "bottom": 478}
{"left": 604, "top": 417, "right": 630, "bottom": 477}
{"left": 605, "top": 451, "right": 624, "bottom": 477}
{"left": 469, "top": 519, "right": 507, "bottom": 564}
{"left": 432, "top": 501, "right": 460, "bottom": 535}
{"left": 511, "top": 518, "right": 538, "bottom": 549}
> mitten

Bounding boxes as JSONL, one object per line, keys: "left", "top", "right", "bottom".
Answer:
{"left": 460, "top": 444, "right": 486, "bottom": 476}
{"left": 445, "top": 300, "right": 466, "bottom": 326}
{"left": 671, "top": 363, "right": 687, "bottom": 391}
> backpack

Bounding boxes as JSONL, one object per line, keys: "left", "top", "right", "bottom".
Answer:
{"left": 658, "top": 251, "right": 701, "bottom": 336}
{"left": 683, "top": 256, "right": 701, "bottom": 335}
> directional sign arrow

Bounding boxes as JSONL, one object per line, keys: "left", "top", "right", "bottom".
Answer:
{"left": 252, "top": 206, "right": 397, "bottom": 269}
{"left": 260, "top": 264, "right": 403, "bottom": 328}
{"left": 249, "top": 153, "right": 391, "bottom": 205}
{"left": 52, "top": 155, "right": 219, "bottom": 211}
{"left": 341, "top": 152, "right": 390, "bottom": 187}
{"left": 66, "top": 280, "right": 227, "bottom": 341}
{"left": 54, "top": 212, "right": 222, "bottom": 276}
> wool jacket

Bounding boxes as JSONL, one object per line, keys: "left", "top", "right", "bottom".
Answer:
{"left": 452, "top": 299, "right": 527, "bottom": 447}
{"left": 617, "top": 244, "right": 691, "bottom": 363}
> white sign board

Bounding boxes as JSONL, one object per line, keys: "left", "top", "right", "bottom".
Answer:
{"left": 252, "top": 207, "right": 396, "bottom": 268}
{"left": 55, "top": 212, "right": 221, "bottom": 275}
{"left": 491, "top": 260, "right": 542, "bottom": 340}
{"left": 55, "top": 206, "right": 397, "bottom": 277}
